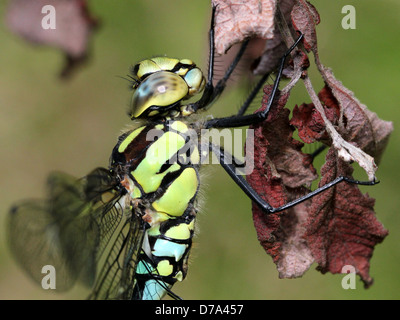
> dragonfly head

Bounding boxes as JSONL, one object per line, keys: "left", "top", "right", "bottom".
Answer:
{"left": 128, "top": 57, "right": 205, "bottom": 120}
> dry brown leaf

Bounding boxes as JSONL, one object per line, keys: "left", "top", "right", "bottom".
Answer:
{"left": 246, "top": 86, "right": 318, "bottom": 277}
{"left": 305, "top": 148, "right": 388, "bottom": 287}
{"left": 212, "top": 0, "right": 276, "bottom": 54}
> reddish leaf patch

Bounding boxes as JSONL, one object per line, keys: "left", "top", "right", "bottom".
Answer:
{"left": 291, "top": 86, "right": 340, "bottom": 144}
{"left": 291, "top": 0, "right": 320, "bottom": 52}
{"left": 246, "top": 86, "right": 318, "bottom": 274}
{"left": 306, "top": 149, "right": 388, "bottom": 287}
{"left": 246, "top": 85, "right": 389, "bottom": 284}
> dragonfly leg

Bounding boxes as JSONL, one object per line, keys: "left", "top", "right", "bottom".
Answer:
{"left": 204, "top": 33, "right": 304, "bottom": 129}
{"left": 209, "top": 143, "right": 378, "bottom": 214}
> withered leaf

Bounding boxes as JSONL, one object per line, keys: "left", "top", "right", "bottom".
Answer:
{"left": 277, "top": 200, "right": 314, "bottom": 278}
{"left": 305, "top": 148, "right": 388, "bottom": 287}
{"left": 290, "top": 0, "right": 320, "bottom": 52}
{"left": 212, "top": 0, "right": 276, "bottom": 54}
{"left": 290, "top": 86, "right": 340, "bottom": 144}
{"left": 318, "top": 70, "right": 393, "bottom": 165}
{"left": 246, "top": 86, "right": 318, "bottom": 275}
{"left": 212, "top": 0, "right": 304, "bottom": 76}
{"left": 252, "top": 0, "right": 296, "bottom": 75}
{"left": 247, "top": 85, "right": 388, "bottom": 285}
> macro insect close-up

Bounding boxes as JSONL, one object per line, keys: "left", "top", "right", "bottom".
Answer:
{"left": 1, "top": 0, "right": 400, "bottom": 300}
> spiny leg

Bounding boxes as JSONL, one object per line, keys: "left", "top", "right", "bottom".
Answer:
{"left": 211, "top": 39, "right": 250, "bottom": 103}
{"left": 204, "top": 33, "right": 304, "bottom": 129}
{"left": 236, "top": 72, "right": 270, "bottom": 116}
{"left": 209, "top": 143, "right": 378, "bottom": 214}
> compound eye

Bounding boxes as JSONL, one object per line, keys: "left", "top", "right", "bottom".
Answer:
{"left": 184, "top": 68, "right": 205, "bottom": 96}
{"left": 129, "top": 71, "right": 188, "bottom": 118}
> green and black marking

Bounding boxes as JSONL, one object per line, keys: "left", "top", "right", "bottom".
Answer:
{"left": 109, "top": 118, "right": 202, "bottom": 299}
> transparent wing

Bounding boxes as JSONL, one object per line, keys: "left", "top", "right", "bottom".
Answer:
{"left": 7, "top": 167, "right": 134, "bottom": 294}
{"left": 88, "top": 215, "right": 144, "bottom": 300}
{"left": 8, "top": 198, "right": 87, "bottom": 291}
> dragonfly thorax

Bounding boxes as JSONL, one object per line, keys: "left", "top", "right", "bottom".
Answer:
{"left": 109, "top": 119, "right": 200, "bottom": 299}
{"left": 129, "top": 57, "right": 205, "bottom": 119}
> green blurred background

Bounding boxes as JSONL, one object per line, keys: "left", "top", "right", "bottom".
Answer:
{"left": 0, "top": 0, "right": 399, "bottom": 299}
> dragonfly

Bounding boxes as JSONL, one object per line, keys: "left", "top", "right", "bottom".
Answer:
{"left": 7, "top": 6, "right": 377, "bottom": 300}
